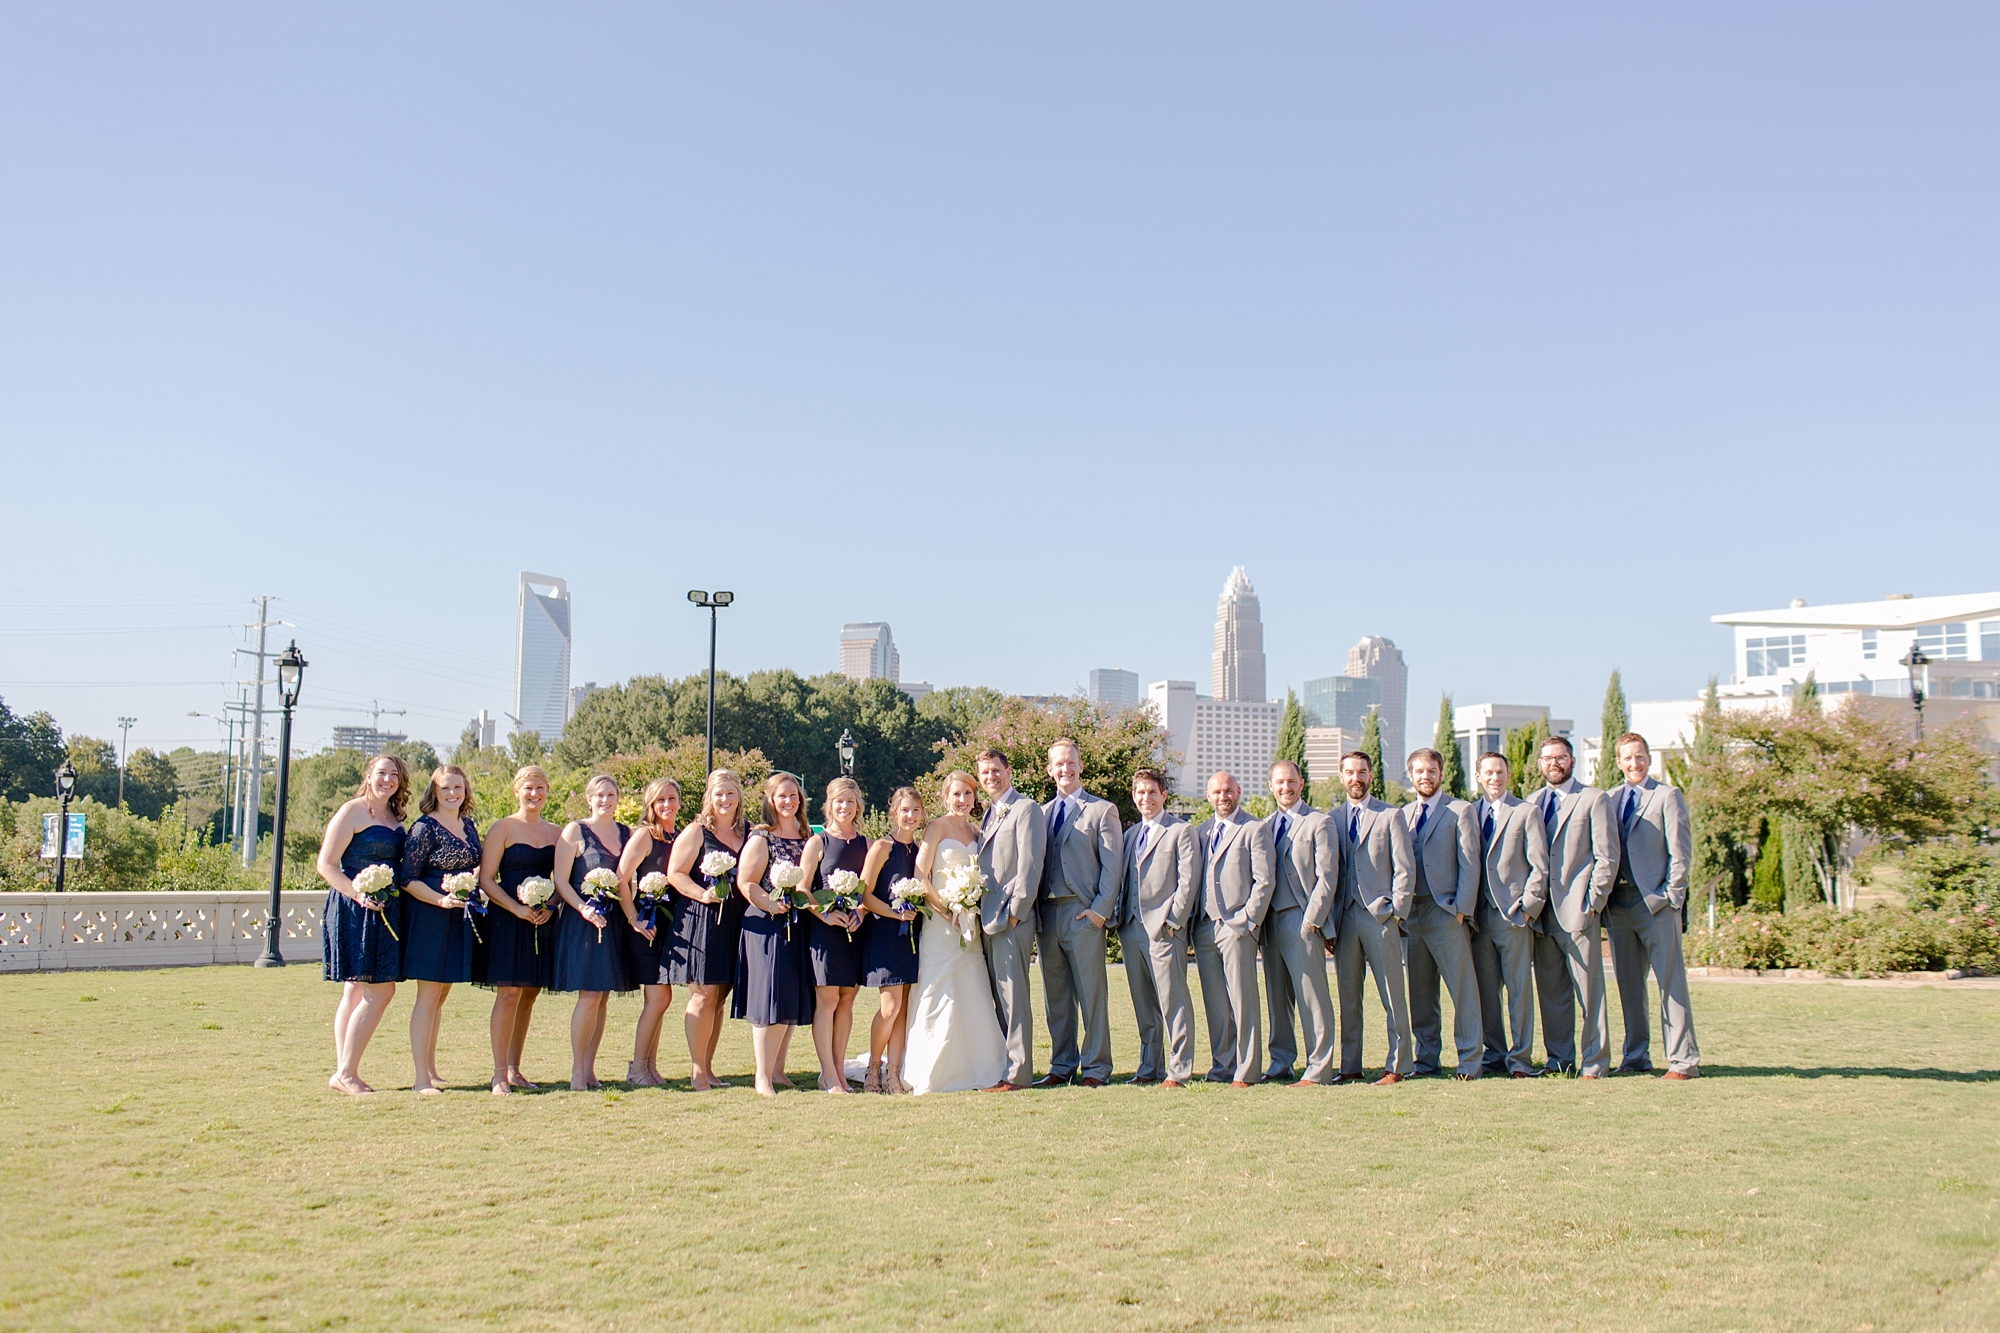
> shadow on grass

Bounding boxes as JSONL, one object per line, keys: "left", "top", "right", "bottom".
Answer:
{"left": 1705, "top": 1065, "right": 2000, "bottom": 1082}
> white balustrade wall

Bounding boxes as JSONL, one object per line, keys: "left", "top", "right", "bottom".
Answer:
{"left": 0, "top": 891, "right": 323, "bottom": 972}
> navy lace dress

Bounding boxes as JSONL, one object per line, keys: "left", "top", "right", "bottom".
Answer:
{"left": 625, "top": 827, "right": 676, "bottom": 986}
{"left": 323, "top": 823, "right": 407, "bottom": 984}
{"left": 554, "top": 822, "right": 635, "bottom": 994}
{"left": 399, "top": 814, "right": 483, "bottom": 983}
{"left": 734, "top": 832, "right": 812, "bottom": 1025}
{"left": 476, "top": 839, "right": 558, "bottom": 989}
{"left": 807, "top": 831, "right": 867, "bottom": 988}
{"left": 665, "top": 826, "right": 746, "bottom": 987}
{"left": 861, "top": 837, "right": 922, "bottom": 988}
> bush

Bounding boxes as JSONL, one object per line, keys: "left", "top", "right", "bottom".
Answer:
{"left": 1897, "top": 841, "right": 2000, "bottom": 912}
{"left": 1688, "top": 903, "right": 2000, "bottom": 975}
{"left": 150, "top": 806, "right": 263, "bottom": 893}
{"left": 0, "top": 797, "right": 159, "bottom": 892}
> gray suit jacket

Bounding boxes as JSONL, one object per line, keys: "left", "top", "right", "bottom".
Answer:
{"left": 1532, "top": 777, "right": 1619, "bottom": 933}
{"left": 977, "top": 787, "right": 1048, "bottom": 936}
{"left": 1477, "top": 793, "right": 1549, "bottom": 927}
{"left": 1405, "top": 795, "right": 1479, "bottom": 917}
{"left": 1040, "top": 788, "right": 1122, "bottom": 921}
{"left": 1119, "top": 815, "right": 1200, "bottom": 937}
{"left": 1264, "top": 801, "right": 1340, "bottom": 936}
{"left": 1195, "top": 810, "right": 1274, "bottom": 938}
{"left": 1612, "top": 777, "right": 1691, "bottom": 913}
{"left": 1337, "top": 797, "right": 1415, "bottom": 924}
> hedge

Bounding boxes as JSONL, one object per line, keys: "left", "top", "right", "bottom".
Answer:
{"left": 1687, "top": 898, "right": 2000, "bottom": 976}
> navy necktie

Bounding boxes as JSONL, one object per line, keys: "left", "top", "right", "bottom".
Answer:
{"left": 1543, "top": 790, "right": 1560, "bottom": 833}
{"left": 1050, "top": 799, "right": 1068, "bottom": 845}
{"left": 1623, "top": 787, "right": 1640, "bottom": 831}
{"left": 1134, "top": 822, "right": 1151, "bottom": 860}
{"left": 1348, "top": 807, "right": 1361, "bottom": 843}
{"left": 1482, "top": 807, "right": 1495, "bottom": 844}
{"left": 1412, "top": 802, "right": 1429, "bottom": 843}
{"left": 1274, "top": 813, "right": 1288, "bottom": 847}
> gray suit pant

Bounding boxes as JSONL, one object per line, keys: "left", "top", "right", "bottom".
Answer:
{"left": 1119, "top": 919, "right": 1194, "bottom": 1083}
{"left": 1531, "top": 917, "right": 1609, "bottom": 1077}
{"left": 1192, "top": 916, "right": 1236, "bottom": 1080}
{"left": 1333, "top": 898, "right": 1413, "bottom": 1077}
{"left": 1405, "top": 897, "right": 1483, "bottom": 1076}
{"left": 1605, "top": 895, "right": 1701, "bottom": 1074}
{"left": 1261, "top": 906, "right": 1337, "bottom": 1083}
{"left": 1470, "top": 902, "right": 1537, "bottom": 1075}
{"left": 982, "top": 917, "right": 1037, "bottom": 1086}
{"left": 1038, "top": 895, "right": 1113, "bottom": 1082}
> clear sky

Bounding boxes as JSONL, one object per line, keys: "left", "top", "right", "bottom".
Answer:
{"left": 3, "top": 4, "right": 1996, "bottom": 760}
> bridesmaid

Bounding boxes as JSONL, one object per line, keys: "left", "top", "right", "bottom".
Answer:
{"left": 666, "top": 768, "right": 749, "bottom": 1090}
{"left": 552, "top": 775, "right": 635, "bottom": 1090}
{"left": 399, "top": 764, "right": 482, "bottom": 1094}
{"left": 735, "top": 772, "right": 813, "bottom": 1097}
{"left": 615, "top": 777, "right": 681, "bottom": 1086}
{"left": 315, "top": 753, "right": 410, "bottom": 1095}
{"left": 858, "top": 786, "right": 925, "bottom": 1095}
{"left": 476, "top": 765, "right": 560, "bottom": 1096}
{"left": 797, "top": 776, "right": 867, "bottom": 1094}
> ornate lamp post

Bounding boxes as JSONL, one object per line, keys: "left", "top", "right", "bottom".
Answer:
{"left": 686, "top": 590, "right": 735, "bottom": 774}
{"left": 52, "top": 760, "right": 77, "bottom": 892}
{"left": 256, "top": 641, "right": 307, "bottom": 969}
{"left": 837, "top": 728, "right": 858, "bottom": 778}
{"left": 1901, "top": 642, "right": 1931, "bottom": 740}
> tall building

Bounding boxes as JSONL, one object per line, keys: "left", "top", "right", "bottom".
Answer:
{"left": 515, "top": 572, "right": 572, "bottom": 742}
{"left": 1148, "top": 679, "right": 1283, "bottom": 799}
{"left": 332, "top": 726, "right": 408, "bottom": 755}
{"left": 1211, "top": 567, "right": 1267, "bottom": 703}
{"left": 1088, "top": 668, "right": 1140, "bottom": 713}
{"left": 1345, "top": 635, "right": 1408, "bottom": 775}
{"left": 839, "top": 622, "right": 900, "bottom": 683}
{"left": 1301, "top": 675, "right": 1382, "bottom": 733}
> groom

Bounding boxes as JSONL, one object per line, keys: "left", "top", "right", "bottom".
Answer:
{"left": 975, "top": 748, "right": 1048, "bottom": 1091}
{"left": 1034, "top": 738, "right": 1123, "bottom": 1088}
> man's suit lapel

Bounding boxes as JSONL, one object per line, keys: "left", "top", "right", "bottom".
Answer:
{"left": 1137, "top": 815, "right": 1168, "bottom": 873}
{"left": 1553, "top": 782, "right": 1582, "bottom": 841}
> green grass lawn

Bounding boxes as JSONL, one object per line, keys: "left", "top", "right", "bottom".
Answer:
{"left": 2, "top": 964, "right": 1996, "bottom": 1332}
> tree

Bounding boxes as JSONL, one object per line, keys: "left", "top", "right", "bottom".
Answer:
{"left": 0, "top": 697, "right": 65, "bottom": 801}
{"left": 121, "top": 748, "right": 181, "bottom": 820}
{"left": 1749, "top": 819, "right": 1786, "bottom": 910}
{"left": 65, "top": 736, "right": 121, "bottom": 806}
{"left": 1792, "top": 670, "right": 1820, "bottom": 715}
{"left": 1667, "top": 678, "right": 1750, "bottom": 908}
{"left": 597, "top": 740, "right": 774, "bottom": 826}
{"left": 1275, "top": 689, "right": 1308, "bottom": 788}
{"left": 1593, "top": 669, "right": 1629, "bottom": 789}
{"left": 1503, "top": 716, "right": 1551, "bottom": 797}
{"left": 1359, "top": 708, "right": 1387, "bottom": 801}
{"left": 929, "top": 695, "right": 1168, "bottom": 828}
{"left": 0, "top": 796, "right": 159, "bottom": 892}
{"left": 1432, "top": 694, "right": 1466, "bottom": 799}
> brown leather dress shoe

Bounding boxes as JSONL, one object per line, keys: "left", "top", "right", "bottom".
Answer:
{"left": 981, "top": 1081, "right": 1022, "bottom": 1092}
{"left": 1291, "top": 1078, "right": 1326, "bottom": 1088}
{"left": 1579, "top": 1072, "right": 1603, "bottom": 1080}
{"left": 1229, "top": 1080, "right": 1251, "bottom": 1088}
{"left": 1510, "top": 1070, "right": 1536, "bottom": 1079}
{"left": 1030, "top": 1073, "right": 1071, "bottom": 1089}
{"left": 1160, "top": 1079, "right": 1186, "bottom": 1089}
{"left": 1372, "top": 1073, "right": 1403, "bottom": 1086}
{"left": 1661, "top": 1069, "right": 1699, "bottom": 1080}
{"left": 1078, "top": 1077, "right": 1107, "bottom": 1088}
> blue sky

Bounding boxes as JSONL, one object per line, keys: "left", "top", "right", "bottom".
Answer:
{"left": 2, "top": 4, "right": 1996, "bottom": 758}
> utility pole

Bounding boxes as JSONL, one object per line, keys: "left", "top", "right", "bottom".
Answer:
{"left": 116, "top": 716, "right": 137, "bottom": 809}
{"left": 238, "top": 597, "right": 277, "bottom": 866}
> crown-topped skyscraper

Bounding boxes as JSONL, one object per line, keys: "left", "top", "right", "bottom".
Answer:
{"left": 1210, "top": 566, "right": 1266, "bottom": 703}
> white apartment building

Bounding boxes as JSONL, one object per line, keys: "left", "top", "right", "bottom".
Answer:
{"left": 1302, "top": 727, "right": 1360, "bottom": 787}
{"left": 1451, "top": 703, "right": 1575, "bottom": 770}
{"left": 1149, "top": 679, "right": 1283, "bottom": 799}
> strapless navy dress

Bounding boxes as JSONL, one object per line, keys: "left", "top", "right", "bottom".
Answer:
{"left": 553, "top": 822, "right": 635, "bottom": 994}
{"left": 664, "top": 827, "right": 745, "bottom": 987}
{"left": 399, "top": 814, "right": 482, "bottom": 984}
{"left": 323, "top": 823, "right": 406, "bottom": 984}
{"left": 625, "top": 830, "right": 675, "bottom": 986}
{"left": 807, "top": 831, "right": 867, "bottom": 988}
{"left": 861, "top": 837, "right": 922, "bottom": 988}
{"left": 476, "top": 841, "right": 558, "bottom": 989}
{"left": 734, "top": 833, "right": 812, "bottom": 1025}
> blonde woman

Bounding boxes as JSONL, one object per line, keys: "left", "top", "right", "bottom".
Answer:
{"left": 317, "top": 753, "right": 411, "bottom": 1095}
{"left": 666, "top": 768, "right": 749, "bottom": 1090}
{"left": 552, "top": 775, "right": 635, "bottom": 1090}
{"left": 476, "top": 765, "right": 561, "bottom": 1096}
{"left": 858, "top": 786, "right": 925, "bottom": 1093}
{"left": 902, "top": 770, "right": 1007, "bottom": 1093}
{"left": 616, "top": 777, "right": 681, "bottom": 1086}
{"left": 399, "top": 764, "right": 481, "bottom": 1094}
{"left": 797, "top": 776, "right": 868, "bottom": 1093}
{"left": 735, "top": 772, "right": 814, "bottom": 1096}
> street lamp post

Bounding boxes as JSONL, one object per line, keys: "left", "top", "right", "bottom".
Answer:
{"left": 837, "top": 727, "right": 857, "bottom": 778}
{"left": 686, "top": 590, "right": 735, "bottom": 775}
{"left": 256, "top": 641, "right": 308, "bottom": 969}
{"left": 116, "top": 716, "right": 136, "bottom": 809}
{"left": 1901, "top": 643, "right": 1931, "bottom": 740}
{"left": 52, "top": 761, "right": 77, "bottom": 893}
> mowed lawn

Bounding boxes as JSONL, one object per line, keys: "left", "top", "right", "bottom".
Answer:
{"left": 2, "top": 964, "right": 1997, "bottom": 1332}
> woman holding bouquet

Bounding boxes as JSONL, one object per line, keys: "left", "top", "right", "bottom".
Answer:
{"left": 553, "top": 775, "right": 635, "bottom": 1090}
{"left": 476, "top": 765, "right": 561, "bottom": 1096}
{"left": 796, "top": 776, "right": 868, "bottom": 1094}
{"left": 315, "top": 753, "right": 411, "bottom": 1096}
{"left": 667, "top": 768, "right": 750, "bottom": 1091}
{"left": 398, "top": 764, "right": 483, "bottom": 1095}
{"left": 734, "top": 772, "right": 814, "bottom": 1096}
{"left": 858, "top": 786, "right": 926, "bottom": 1094}
{"left": 615, "top": 777, "right": 681, "bottom": 1087}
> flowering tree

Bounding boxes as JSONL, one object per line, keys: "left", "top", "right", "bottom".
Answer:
{"left": 927, "top": 694, "right": 1169, "bottom": 827}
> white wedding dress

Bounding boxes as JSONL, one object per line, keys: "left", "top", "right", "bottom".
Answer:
{"left": 902, "top": 839, "right": 1007, "bottom": 1094}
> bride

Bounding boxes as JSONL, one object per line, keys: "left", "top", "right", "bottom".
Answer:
{"left": 902, "top": 770, "right": 1008, "bottom": 1094}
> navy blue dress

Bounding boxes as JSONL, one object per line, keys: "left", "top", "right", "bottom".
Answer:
{"left": 808, "top": 831, "right": 867, "bottom": 988}
{"left": 625, "top": 827, "right": 675, "bottom": 986}
{"left": 861, "top": 837, "right": 922, "bottom": 988}
{"left": 734, "top": 832, "right": 813, "bottom": 1025}
{"left": 323, "top": 823, "right": 407, "bottom": 983}
{"left": 554, "top": 822, "right": 635, "bottom": 994}
{"left": 476, "top": 839, "right": 558, "bottom": 989}
{"left": 399, "top": 814, "right": 483, "bottom": 984}
{"left": 665, "top": 826, "right": 746, "bottom": 987}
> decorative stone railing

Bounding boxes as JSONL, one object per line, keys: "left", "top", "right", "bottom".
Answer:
{"left": 0, "top": 891, "right": 323, "bottom": 972}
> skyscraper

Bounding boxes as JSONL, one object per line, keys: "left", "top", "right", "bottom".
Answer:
{"left": 515, "top": 572, "right": 572, "bottom": 742}
{"left": 1346, "top": 635, "right": 1408, "bottom": 776}
{"left": 1088, "top": 668, "right": 1140, "bottom": 713}
{"left": 839, "top": 622, "right": 900, "bottom": 683}
{"left": 1211, "top": 566, "right": 1266, "bottom": 703}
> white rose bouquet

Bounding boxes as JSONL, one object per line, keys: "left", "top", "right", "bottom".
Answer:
{"left": 699, "top": 850, "right": 738, "bottom": 906}
{"left": 888, "top": 876, "right": 927, "bottom": 937}
{"left": 636, "top": 871, "right": 669, "bottom": 932}
{"left": 937, "top": 862, "right": 988, "bottom": 950}
{"left": 580, "top": 867, "right": 621, "bottom": 942}
{"left": 351, "top": 863, "right": 401, "bottom": 942}
{"left": 767, "top": 860, "right": 805, "bottom": 940}
{"left": 815, "top": 868, "right": 866, "bottom": 940}
{"left": 515, "top": 875, "right": 557, "bottom": 953}
{"left": 442, "top": 871, "right": 485, "bottom": 943}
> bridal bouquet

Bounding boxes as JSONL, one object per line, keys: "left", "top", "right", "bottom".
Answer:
{"left": 636, "top": 871, "right": 669, "bottom": 932}
{"left": 699, "top": 850, "right": 737, "bottom": 905}
{"left": 441, "top": 871, "right": 486, "bottom": 943}
{"left": 937, "top": 862, "right": 988, "bottom": 949}
{"left": 580, "top": 867, "right": 621, "bottom": 943}
{"left": 352, "top": 863, "right": 401, "bottom": 942}
{"left": 815, "top": 868, "right": 866, "bottom": 940}
{"left": 516, "top": 875, "right": 557, "bottom": 953}
{"left": 888, "top": 876, "right": 927, "bottom": 937}
{"left": 768, "top": 860, "right": 805, "bottom": 939}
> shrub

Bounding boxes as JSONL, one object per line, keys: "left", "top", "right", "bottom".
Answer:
{"left": 1688, "top": 903, "right": 2000, "bottom": 975}
{"left": 1898, "top": 841, "right": 2000, "bottom": 912}
{"left": 0, "top": 797, "right": 159, "bottom": 892}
